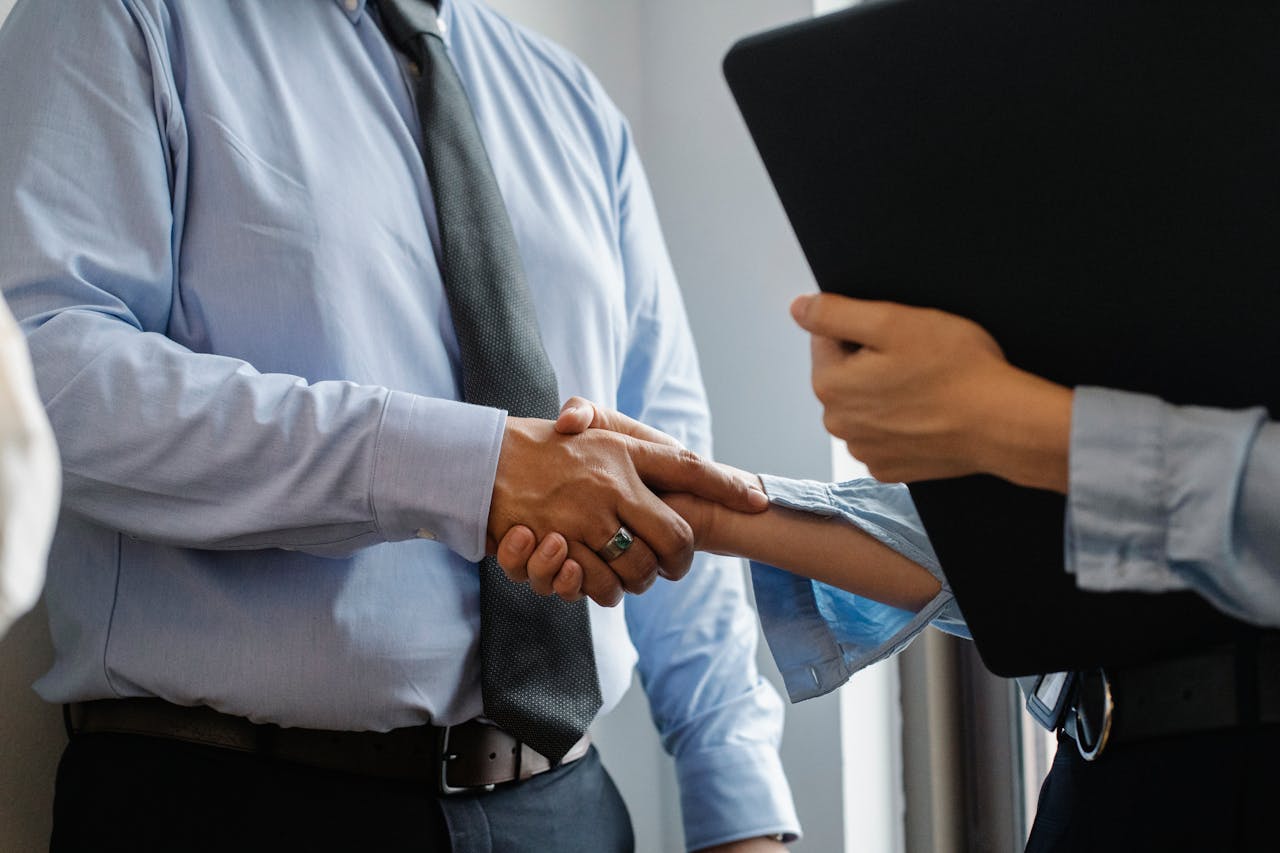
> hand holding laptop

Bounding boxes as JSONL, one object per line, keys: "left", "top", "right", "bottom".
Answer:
{"left": 790, "top": 292, "right": 1072, "bottom": 493}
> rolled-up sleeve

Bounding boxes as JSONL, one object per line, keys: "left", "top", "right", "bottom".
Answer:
{"left": 750, "top": 476, "right": 969, "bottom": 703}
{"left": 1066, "top": 386, "right": 1280, "bottom": 627}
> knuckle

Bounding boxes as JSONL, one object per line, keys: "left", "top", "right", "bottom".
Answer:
{"left": 670, "top": 514, "right": 694, "bottom": 550}
{"left": 648, "top": 514, "right": 692, "bottom": 559}
{"left": 675, "top": 446, "right": 702, "bottom": 469}
{"left": 527, "top": 556, "right": 556, "bottom": 584}
{"left": 629, "top": 552, "right": 659, "bottom": 590}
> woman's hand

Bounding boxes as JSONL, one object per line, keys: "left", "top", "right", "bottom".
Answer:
{"left": 791, "top": 293, "right": 1072, "bottom": 492}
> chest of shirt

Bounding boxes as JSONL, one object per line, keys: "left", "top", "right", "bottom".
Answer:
{"left": 155, "top": 1, "right": 629, "bottom": 400}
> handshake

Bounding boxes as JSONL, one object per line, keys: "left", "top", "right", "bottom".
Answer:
{"left": 487, "top": 396, "right": 769, "bottom": 608}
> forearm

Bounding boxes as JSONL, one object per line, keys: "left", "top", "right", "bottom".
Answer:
{"left": 26, "top": 314, "right": 503, "bottom": 558}
{"left": 703, "top": 502, "right": 940, "bottom": 612}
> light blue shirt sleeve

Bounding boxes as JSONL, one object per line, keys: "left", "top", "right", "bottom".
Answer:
{"left": 1066, "top": 386, "right": 1280, "bottom": 628}
{"left": 608, "top": 114, "right": 799, "bottom": 848}
{"left": 749, "top": 476, "right": 969, "bottom": 703}
{"left": 0, "top": 0, "right": 504, "bottom": 563}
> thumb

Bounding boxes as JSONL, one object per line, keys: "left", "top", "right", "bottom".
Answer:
{"left": 556, "top": 396, "right": 684, "bottom": 448}
{"left": 791, "top": 293, "right": 906, "bottom": 350}
{"left": 555, "top": 397, "right": 597, "bottom": 435}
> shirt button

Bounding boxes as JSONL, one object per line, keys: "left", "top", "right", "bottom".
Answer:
{"left": 345, "top": 0, "right": 358, "bottom": 11}
{"left": 437, "top": 17, "right": 448, "bottom": 35}
{"left": 415, "top": 528, "right": 438, "bottom": 541}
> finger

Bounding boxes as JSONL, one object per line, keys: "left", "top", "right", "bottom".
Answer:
{"left": 567, "top": 541, "right": 625, "bottom": 607}
{"left": 594, "top": 527, "right": 660, "bottom": 595}
{"left": 552, "top": 560, "right": 585, "bottom": 602}
{"left": 628, "top": 440, "right": 770, "bottom": 514}
{"left": 555, "top": 397, "right": 597, "bottom": 435}
{"left": 586, "top": 409, "right": 683, "bottom": 448}
{"left": 619, "top": 492, "right": 695, "bottom": 582}
{"left": 810, "top": 333, "right": 869, "bottom": 405}
{"left": 527, "top": 533, "right": 570, "bottom": 596}
{"left": 791, "top": 293, "right": 910, "bottom": 349}
{"left": 810, "top": 333, "right": 853, "bottom": 372}
{"left": 556, "top": 397, "right": 683, "bottom": 448}
{"left": 495, "top": 525, "right": 537, "bottom": 583}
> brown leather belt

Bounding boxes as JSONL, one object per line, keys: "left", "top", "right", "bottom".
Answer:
{"left": 68, "top": 699, "right": 590, "bottom": 794}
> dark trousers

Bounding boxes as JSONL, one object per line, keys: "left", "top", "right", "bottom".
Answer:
{"left": 50, "top": 733, "right": 634, "bottom": 853}
{"left": 1026, "top": 727, "right": 1280, "bottom": 852}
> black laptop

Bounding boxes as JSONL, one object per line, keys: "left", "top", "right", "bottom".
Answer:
{"left": 724, "top": 0, "right": 1280, "bottom": 676}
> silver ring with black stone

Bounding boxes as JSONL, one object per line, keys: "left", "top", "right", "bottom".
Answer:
{"left": 596, "top": 527, "right": 634, "bottom": 562}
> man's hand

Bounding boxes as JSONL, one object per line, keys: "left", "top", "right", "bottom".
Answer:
{"left": 790, "top": 293, "right": 1072, "bottom": 491}
{"left": 489, "top": 410, "right": 768, "bottom": 605}
{"left": 494, "top": 399, "right": 766, "bottom": 605}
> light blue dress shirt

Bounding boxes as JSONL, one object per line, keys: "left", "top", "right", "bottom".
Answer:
{"left": 753, "top": 391, "right": 1280, "bottom": 704}
{"left": 1066, "top": 387, "right": 1280, "bottom": 628}
{"left": 0, "top": 0, "right": 797, "bottom": 846}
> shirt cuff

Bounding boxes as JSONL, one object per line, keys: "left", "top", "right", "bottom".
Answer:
{"left": 750, "top": 476, "right": 968, "bottom": 702}
{"left": 676, "top": 739, "right": 801, "bottom": 850}
{"left": 752, "top": 560, "right": 958, "bottom": 701}
{"left": 368, "top": 390, "right": 506, "bottom": 562}
{"left": 1065, "top": 387, "right": 1187, "bottom": 593}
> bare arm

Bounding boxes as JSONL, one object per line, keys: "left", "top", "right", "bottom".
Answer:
{"left": 666, "top": 482, "right": 941, "bottom": 613}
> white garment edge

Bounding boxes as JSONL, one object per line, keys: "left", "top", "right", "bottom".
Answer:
{"left": 0, "top": 297, "right": 60, "bottom": 636}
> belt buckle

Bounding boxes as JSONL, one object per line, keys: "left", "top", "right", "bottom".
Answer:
{"left": 1071, "top": 668, "right": 1115, "bottom": 762}
{"left": 436, "top": 725, "right": 497, "bottom": 796}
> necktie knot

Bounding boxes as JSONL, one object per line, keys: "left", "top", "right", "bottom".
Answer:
{"left": 377, "top": 0, "right": 443, "bottom": 54}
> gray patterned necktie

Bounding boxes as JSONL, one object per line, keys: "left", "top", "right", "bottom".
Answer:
{"left": 376, "top": 0, "right": 602, "bottom": 764}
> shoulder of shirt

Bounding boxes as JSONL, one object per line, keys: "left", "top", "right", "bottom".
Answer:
{"left": 450, "top": 0, "right": 628, "bottom": 132}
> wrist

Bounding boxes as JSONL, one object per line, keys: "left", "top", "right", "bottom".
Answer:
{"left": 972, "top": 367, "right": 1073, "bottom": 492}
{"left": 696, "top": 499, "right": 731, "bottom": 553}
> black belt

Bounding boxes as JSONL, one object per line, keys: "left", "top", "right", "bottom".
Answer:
{"left": 66, "top": 699, "right": 591, "bottom": 795}
{"left": 1044, "top": 637, "right": 1280, "bottom": 760}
